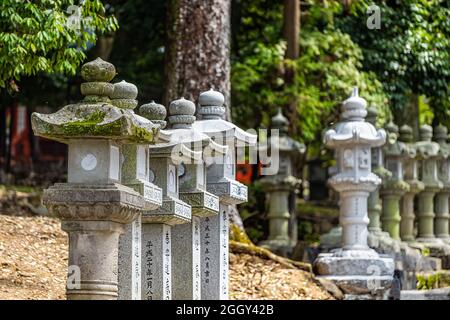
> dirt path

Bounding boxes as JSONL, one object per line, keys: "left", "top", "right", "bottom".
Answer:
{"left": 0, "top": 215, "right": 332, "bottom": 300}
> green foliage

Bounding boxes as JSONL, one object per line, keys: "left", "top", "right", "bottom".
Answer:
{"left": 231, "top": 0, "right": 388, "bottom": 147}
{"left": 107, "top": 0, "right": 166, "bottom": 103}
{"left": 296, "top": 29, "right": 388, "bottom": 142}
{"left": 0, "top": 0, "right": 118, "bottom": 93}
{"left": 418, "top": 95, "right": 434, "bottom": 125}
{"left": 336, "top": 0, "right": 450, "bottom": 123}
{"left": 417, "top": 273, "right": 440, "bottom": 290}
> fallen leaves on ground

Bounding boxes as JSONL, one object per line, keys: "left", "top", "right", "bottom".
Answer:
{"left": 0, "top": 215, "right": 67, "bottom": 299}
{"left": 0, "top": 214, "right": 333, "bottom": 300}
{"left": 229, "top": 252, "right": 334, "bottom": 300}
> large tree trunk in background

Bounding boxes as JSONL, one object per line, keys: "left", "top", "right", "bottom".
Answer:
{"left": 95, "top": 35, "right": 115, "bottom": 61}
{"left": 283, "top": 0, "right": 300, "bottom": 137}
{"left": 164, "top": 0, "right": 245, "bottom": 232}
{"left": 164, "top": 0, "right": 231, "bottom": 120}
{"left": 283, "top": 0, "right": 301, "bottom": 247}
{"left": 284, "top": 0, "right": 300, "bottom": 60}
{"left": 0, "top": 107, "right": 6, "bottom": 183}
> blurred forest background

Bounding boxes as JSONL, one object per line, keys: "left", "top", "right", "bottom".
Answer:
{"left": 0, "top": 0, "right": 449, "bottom": 243}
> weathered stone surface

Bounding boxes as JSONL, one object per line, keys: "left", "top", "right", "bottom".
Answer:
{"left": 172, "top": 217, "right": 202, "bottom": 300}
{"left": 111, "top": 80, "right": 138, "bottom": 100}
{"left": 32, "top": 59, "right": 159, "bottom": 145}
{"left": 139, "top": 101, "right": 167, "bottom": 129}
{"left": 179, "top": 191, "right": 219, "bottom": 217}
{"left": 314, "top": 88, "right": 394, "bottom": 299}
{"left": 44, "top": 183, "right": 142, "bottom": 224}
{"left": 62, "top": 220, "right": 124, "bottom": 299}
{"left": 200, "top": 205, "right": 229, "bottom": 300}
{"left": 400, "top": 288, "right": 450, "bottom": 300}
{"left": 314, "top": 252, "right": 394, "bottom": 277}
{"left": 141, "top": 224, "right": 172, "bottom": 300}
{"left": 118, "top": 215, "right": 142, "bottom": 300}
{"left": 80, "top": 57, "right": 116, "bottom": 82}
{"left": 318, "top": 275, "right": 393, "bottom": 297}
{"left": 142, "top": 198, "right": 191, "bottom": 225}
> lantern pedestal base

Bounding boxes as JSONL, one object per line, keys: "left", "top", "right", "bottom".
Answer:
{"left": 368, "top": 229, "right": 398, "bottom": 251}
{"left": 313, "top": 249, "right": 394, "bottom": 300}
{"left": 416, "top": 239, "right": 450, "bottom": 269}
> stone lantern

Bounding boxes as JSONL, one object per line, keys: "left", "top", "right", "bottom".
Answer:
{"left": 110, "top": 81, "right": 165, "bottom": 300}
{"left": 258, "top": 108, "right": 305, "bottom": 256}
{"left": 433, "top": 125, "right": 450, "bottom": 244}
{"left": 415, "top": 125, "right": 444, "bottom": 245}
{"left": 192, "top": 89, "right": 257, "bottom": 300}
{"left": 398, "top": 125, "right": 424, "bottom": 243}
{"left": 162, "top": 97, "right": 222, "bottom": 300}
{"left": 138, "top": 99, "right": 196, "bottom": 300}
{"left": 380, "top": 122, "right": 411, "bottom": 240}
{"left": 31, "top": 58, "right": 160, "bottom": 299}
{"left": 365, "top": 107, "right": 393, "bottom": 247}
{"left": 313, "top": 88, "right": 394, "bottom": 299}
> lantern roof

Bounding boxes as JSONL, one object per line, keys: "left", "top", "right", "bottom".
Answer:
{"left": 31, "top": 58, "right": 160, "bottom": 144}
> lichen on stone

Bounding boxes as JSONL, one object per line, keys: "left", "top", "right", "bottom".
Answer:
{"left": 32, "top": 103, "right": 157, "bottom": 144}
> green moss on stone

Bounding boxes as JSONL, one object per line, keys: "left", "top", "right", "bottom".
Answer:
{"left": 131, "top": 124, "right": 155, "bottom": 143}
{"left": 60, "top": 110, "right": 125, "bottom": 136}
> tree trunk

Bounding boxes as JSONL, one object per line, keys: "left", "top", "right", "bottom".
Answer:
{"left": 284, "top": 0, "right": 300, "bottom": 60}
{"left": 164, "top": 0, "right": 231, "bottom": 119}
{"left": 0, "top": 106, "right": 6, "bottom": 183}
{"left": 283, "top": 0, "right": 301, "bottom": 250}
{"left": 95, "top": 35, "right": 115, "bottom": 61}
{"left": 164, "top": 0, "right": 246, "bottom": 232}
{"left": 283, "top": 0, "right": 300, "bottom": 136}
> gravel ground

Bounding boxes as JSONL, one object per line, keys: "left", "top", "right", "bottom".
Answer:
{"left": 0, "top": 215, "right": 332, "bottom": 300}
{"left": 0, "top": 215, "right": 67, "bottom": 299}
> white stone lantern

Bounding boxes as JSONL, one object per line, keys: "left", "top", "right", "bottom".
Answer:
{"left": 138, "top": 99, "right": 198, "bottom": 300}
{"left": 108, "top": 81, "right": 166, "bottom": 300}
{"left": 258, "top": 109, "right": 305, "bottom": 255}
{"left": 160, "top": 97, "right": 222, "bottom": 300}
{"left": 313, "top": 88, "right": 394, "bottom": 299}
{"left": 192, "top": 89, "right": 257, "bottom": 300}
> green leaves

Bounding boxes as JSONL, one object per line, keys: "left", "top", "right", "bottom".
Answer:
{"left": 0, "top": 0, "right": 118, "bottom": 93}
{"left": 231, "top": 0, "right": 388, "bottom": 146}
{"left": 336, "top": 0, "right": 450, "bottom": 122}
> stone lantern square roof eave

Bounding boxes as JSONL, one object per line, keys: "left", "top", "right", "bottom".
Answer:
{"left": 149, "top": 141, "right": 203, "bottom": 164}
{"left": 192, "top": 119, "right": 257, "bottom": 146}
{"left": 384, "top": 140, "right": 415, "bottom": 159}
{"left": 415, "top": 141, "right": 441, "bottom": 159}
{"left": 324, "top": 130, "right": 386, "bottom": 148}
{"left": 31, "top": 102, "right": 160, "bottom": 144}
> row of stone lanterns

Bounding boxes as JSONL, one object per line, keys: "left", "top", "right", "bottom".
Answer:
{"left": 367, "top": 113, "right": 450, "bottom": 253}
{"left": 258, "top": 109, "right": 305, "bottom": 256}
{"left": 314, "top": 88, "right": 395, "bottom": 300}
{"left": 318, "top": 90, "right": 450, "bottom": 297}
{"left": 31, "top": 58, "right": 256, "bottom": 300}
